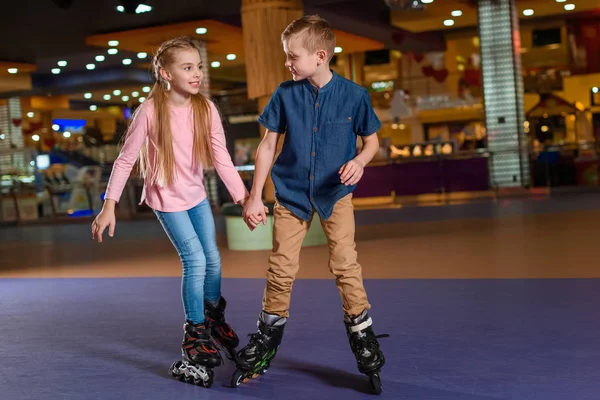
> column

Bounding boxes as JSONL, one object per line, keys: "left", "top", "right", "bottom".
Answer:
{"left": 0, "top": 97, "right": 26, "bottom": 171}
{"left": 241, "top": 0, "right": 303, "bottom": 201}
{"left": 478, "top": 0, "right": 529, "bottom": 187}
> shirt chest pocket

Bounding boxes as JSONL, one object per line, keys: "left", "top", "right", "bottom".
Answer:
{"left": 325, "top": 117, "right": 354, "bottom": 144}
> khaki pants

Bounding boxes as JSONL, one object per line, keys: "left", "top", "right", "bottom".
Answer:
{"left": 262, "top": 194, "right": 370, "bottom": 318}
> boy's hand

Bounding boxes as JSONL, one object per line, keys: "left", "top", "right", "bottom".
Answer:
{"left": 339, "top": 158, "right": 365, "bottom": 186}
{"left": 242, "top": 197, "right": 269, "bottom": 231}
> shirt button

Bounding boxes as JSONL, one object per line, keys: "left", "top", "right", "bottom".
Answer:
{"left": 312, "top": 197, "right": 315, "bottom": 201}
{"left": 315, "top": 103, "right": 319, "bottom": 107}
{"left": 313, "top": 127, "right": 317, "bottom": 132}
{"left": 312, "top": 152, "right": 316, "bottom": 157}
{"left": 310, "top": 176, "right": 315, "bottom": 180}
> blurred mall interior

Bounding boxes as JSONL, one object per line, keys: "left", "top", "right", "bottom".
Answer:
{"left": 1, "top": 0, "right": 599, "bottom": 223}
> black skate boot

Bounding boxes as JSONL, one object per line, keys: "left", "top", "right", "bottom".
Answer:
{"left": 168, "top": 321, "right": 222, "bottom": 388}
{"left": 345, "top": 310, "right": 388, "bottom": 395}
{"left": 231, "top": 311, "right": 286, "bottom": 387}
{"left": 204, "top": 297, "right": 239, "bottom": 361}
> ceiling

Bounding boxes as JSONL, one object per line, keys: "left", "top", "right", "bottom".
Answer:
{"left": 391, "top": 0, "right": 600, "bottom": 33}
{"left": 0, "top": 0, "right": 444, "bottom": 101}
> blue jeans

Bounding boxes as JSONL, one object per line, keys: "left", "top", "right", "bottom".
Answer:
{"left": 155, "top": 198, "right": 221, "bottom": 324}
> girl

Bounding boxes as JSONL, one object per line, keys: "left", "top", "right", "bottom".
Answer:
{"left": 92, "top": 36, "right": 248, "bottom": 386}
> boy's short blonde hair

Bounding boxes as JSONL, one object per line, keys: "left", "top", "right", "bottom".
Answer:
{"left": 281, "top": 15, "right": 336, "bottom": 61}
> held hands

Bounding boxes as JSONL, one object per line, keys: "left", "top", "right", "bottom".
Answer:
{"left": 242, "top": 196, "right": 269, "bottom": 231}
{"left": 91, "top": 201, "right": 116, "bottom": 243}
{"left": 339, "top": 158, "right": 366, "bottom": 186}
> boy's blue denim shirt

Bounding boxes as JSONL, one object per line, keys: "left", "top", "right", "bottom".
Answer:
{"left": 258, "top": 70, "right": 381, "bottom": 221}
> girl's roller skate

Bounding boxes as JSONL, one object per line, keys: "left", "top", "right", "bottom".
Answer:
{"left": 344, "top": 310, "right": 389, "bottom": 395}
{"left": 231, "top": 311, "right": 286, "bottom": 387}
{"left": 204, "top": 297, "right": 239, "bottom": 361}
{"left": 168, "top": 320, "right": 222, "bottom": 388}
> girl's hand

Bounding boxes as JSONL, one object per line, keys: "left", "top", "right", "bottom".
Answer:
{"left": 92, "top": 201, "right": 117, "bottom": 243}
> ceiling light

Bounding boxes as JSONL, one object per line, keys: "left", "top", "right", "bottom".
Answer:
{"left": 135, "top": 4, "right": 152, "bottom": 13}
{"left": 116, "top": 5, "right": 125, "bottom": 12}
{"left": 96, "top": 55, "right": 106, "bottom": 62}
{"left": 86, "top": 64, "right": 96, "bottom": 70}
{"left": 592, "top": 87, "right": 599, "bottom": 93}
{"left": 32, "top": 135, "right": 40, "bottom": 142}
{"left": 564, "top": 4, "right": 575, "bottom": 10}
{"left": 211, "top": 61, "right": 220, "bottom": 68}
{"left": 334, "top": 47, "right": 342, "bottom": 53}
{"left": 89, "top": 105, "right": 98, "bottom": 111}
{"left": 122, "top": 95, "right": 130, "bottom": 102}
{"left": 132, "top": 91, "right": 139, "bottom": 97}
{"left": 7, "top": 68, "right": 18, "bottom": 74}
{"left": 137, "top": 52, "right": 147, "bottom": 59}
{"left": 421, "top": 0, "right": 433, "bottom": 3}
{"left": 451, "top": 10, "right": 462, "bottom": 17}
{"left": 556, "top": 0, "right": 566, "bottom": 2}
{"left": 139, "top": 97, "right": 146, "bottom": 103}
{"left": 52, "top": 124, "right": 60, "bottom": 131}
{"left": 142, "top": 86, "right": 151, "bottom": 93}
{"left": 84, "top": 93, "right": 92, "bottom": 99}
{"left": 108, "top": 49, "right": 118, "bottom": 55}
{"left": 443, "top": 19, "right": 455, "bottom": 26}
{"left": 196, "top": 27, "right": 207, "bottom": 35}
{"left": 51, "top": 68, "right": 61, "bottom": 74}
{"left": 108, "top": 40, "right": 119, "bottom": 47}
{"left": 57, "top": 60, "right": 67, "bottom": 67}
{"left": 113, "top": 89, "right": 121, "bottom": 96}
{"left": 122, "top": 58, "right": 132, "bottom": 65}
{"left": 63, "top": 131, "right": 72, "bottom": 138}
{"left": 226, "top": 54, "right": 237, "bottom": 61}
{"left": 523, "top": 9, "right": 534, "bottom": 16}
{"left": 103, "top": 94, "right": 111, "bottom": 100}
{"left": 27, "top": 112, "right": 34, "bottom": 118}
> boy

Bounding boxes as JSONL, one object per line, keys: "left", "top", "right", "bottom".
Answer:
{"left": 234, "top": 15, "right": 386, "bottom": 390}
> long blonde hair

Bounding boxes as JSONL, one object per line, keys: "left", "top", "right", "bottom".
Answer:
{"left": 134, "top": 36, "right": 213, "bottom": 187}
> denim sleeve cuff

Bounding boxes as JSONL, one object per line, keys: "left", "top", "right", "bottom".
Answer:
{"left": 257, "top": 116, "right": 285, "bottom": 134}
{"left": 357, "top": 121, "right": 382, "bottom": 136}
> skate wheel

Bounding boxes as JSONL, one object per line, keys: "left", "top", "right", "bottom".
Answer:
{"left": 168, "top": 360, "right": 184, "bottom": 377}
{"left": 369, "top": 373, "right": 382, "bottom": 395}
{"left": 202, "top": 369, "right": 214, "bottom": 388}
{"left": 231, "top": 369, "right": 245, "bottom": 388}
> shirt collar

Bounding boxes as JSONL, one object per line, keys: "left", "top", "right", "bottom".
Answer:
{"left": 303, "top": 69, "right": 338, "bottom": 94}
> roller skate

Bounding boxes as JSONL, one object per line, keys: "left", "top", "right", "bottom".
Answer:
{"left": 204, "top": 297, "right": 239, "bottom": 361}
{"left": 168, "top": 321, "right": 222, "bottom": 388}
{"left": 231, "top": 311, "right": 286, "bottom": 387}
{"left": 345, "top": 310, "right": 389, "bottom": 395}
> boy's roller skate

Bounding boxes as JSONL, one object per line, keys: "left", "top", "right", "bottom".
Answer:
{"left": 345, "top": 310, "right": 389, "bottom": 395}
{"left": 168, "top": 320, "right": 222, "bottom": 388}
{"left": 231, "top": 311, "right": 286, "bottom": 387}
{"left": 204, "top": 297, "right": 239, "bottom": 361}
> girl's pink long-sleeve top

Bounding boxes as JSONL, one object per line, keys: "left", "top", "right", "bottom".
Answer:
{"left": 105, "top": 98, "right": 248, "bottom": 212}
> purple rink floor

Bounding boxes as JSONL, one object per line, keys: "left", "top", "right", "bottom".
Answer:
{"left": 1, "top": 277, "right": 599, "bottom": 400}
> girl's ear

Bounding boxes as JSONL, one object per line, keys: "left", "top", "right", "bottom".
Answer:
{"left": 159, "top": 67, "right": 171, "bottom": 82}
